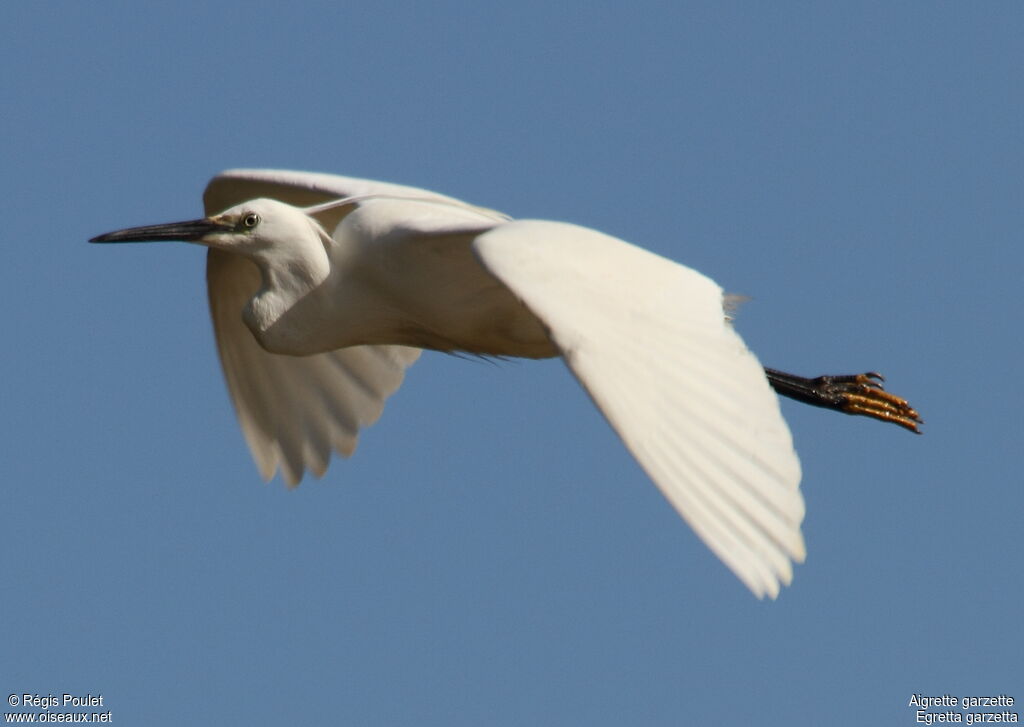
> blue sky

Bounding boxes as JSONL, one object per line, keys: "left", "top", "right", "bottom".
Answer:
{"left": 2, "top": 2, "right": 1021, "bottom": 725}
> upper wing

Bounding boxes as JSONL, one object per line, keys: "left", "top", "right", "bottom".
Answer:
{"left": 203, "top": 170, "right": 425, "bottom": 486}
{"left": 473, "top": 220, "right": 805, "bottom": 598}
{"left": 203, "top": 168, "right": 495, "bottom": 216}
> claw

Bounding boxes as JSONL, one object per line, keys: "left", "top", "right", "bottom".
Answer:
{"left": 857, "top": 372, "right": 885, "bottom": 388}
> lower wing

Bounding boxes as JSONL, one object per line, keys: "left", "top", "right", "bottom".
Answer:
{"left": 207, "top": 249, "right": 420, "bottom": 486}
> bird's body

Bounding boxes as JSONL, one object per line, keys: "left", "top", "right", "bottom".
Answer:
{"left": 92, "top": 169, "right": 920, "bottom": 599}
{"left": 235, "top": 197, "right": 553, "bottom": 358}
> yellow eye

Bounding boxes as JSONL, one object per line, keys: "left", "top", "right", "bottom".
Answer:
{"left": 242, "top": 213, "right": 261, "bottom": 228}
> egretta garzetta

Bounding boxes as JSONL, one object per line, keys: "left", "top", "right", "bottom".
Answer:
{"left": 91, "top": 169, "right": 920, "bottom": 598}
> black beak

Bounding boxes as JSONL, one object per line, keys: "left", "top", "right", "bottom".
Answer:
{"left": 89, "top": 217, "right": 234, "bottom": 244}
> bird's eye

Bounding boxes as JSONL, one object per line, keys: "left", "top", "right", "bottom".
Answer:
{"left": 242, "top": 213, "right": 261, "bottom": 229}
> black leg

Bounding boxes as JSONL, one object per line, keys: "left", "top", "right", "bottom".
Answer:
{"left": 765, "top": 368, "right": 922, "bottom": 433}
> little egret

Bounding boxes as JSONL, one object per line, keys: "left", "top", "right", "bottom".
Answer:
{"left": 91, "top": 169, "right": 920, "bottom": 598}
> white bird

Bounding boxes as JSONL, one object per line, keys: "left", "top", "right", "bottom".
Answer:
{"left": 91, "top": 169, "right": 920, "bottom": 598}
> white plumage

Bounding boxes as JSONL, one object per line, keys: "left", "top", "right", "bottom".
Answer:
{"left": 94, "top": 169, "right": 810, "bottom": 598}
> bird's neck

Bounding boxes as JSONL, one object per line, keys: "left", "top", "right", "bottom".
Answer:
{"left": 243, "top": 242, "right": 331, "bottom": 348}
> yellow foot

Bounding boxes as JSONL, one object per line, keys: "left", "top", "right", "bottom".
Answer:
{"left": 833, "top": 373, "right": 922, "bottom": 434}
{"left": 764, "top": 368, "right": 922, "bottom": 433}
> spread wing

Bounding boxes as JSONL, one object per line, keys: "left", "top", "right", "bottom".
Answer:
{"left": 203, "top": 170, "right": 428, "bottom": 486}
{"left": 473, "top": 220, "right": 805, "bottom": 598}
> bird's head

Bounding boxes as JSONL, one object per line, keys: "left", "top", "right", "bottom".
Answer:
{"left": 90, "top": 198, "right": 325, "bottom": 261}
